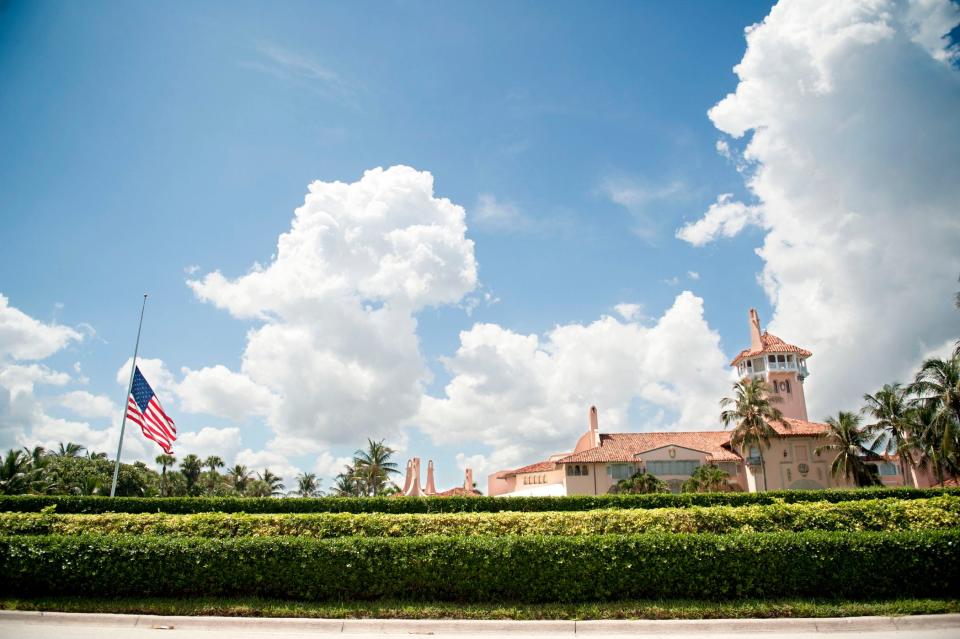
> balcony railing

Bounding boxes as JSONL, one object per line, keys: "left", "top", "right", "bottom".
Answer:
{"left": 745, "top": 455, "right": 762, "bottom": 466}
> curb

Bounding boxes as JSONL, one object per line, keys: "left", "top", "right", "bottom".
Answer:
{"left": 1, "top": 610, "right": 959, "bottom": 634}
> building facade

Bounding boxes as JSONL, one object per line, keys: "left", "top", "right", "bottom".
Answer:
{"left": 488, "top": 309, "right": 920, "bottom": 496}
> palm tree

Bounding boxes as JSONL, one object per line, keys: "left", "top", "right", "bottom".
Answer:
{"left": 204, "top": 456, "right": 224, "bottom": 474}
{"left": 54, "top": 442, "right": 86, "bottom": 457}
{"left": 907, "top": 400, "right": 958, "bottom": 484}
{"left": 911, "top": 352, "right": 960, "bottom": 454}
{"left": 862, "top": 383, "right": 914, "bottom": 484}
{"left": 682, "top": 464, "right": 731, "bottom": 493}
{"left": 257, "top": 468, "right": 284, "bottom": 497}
{"left": 292, "top": 472, "right": 322, "bottom": 497}
{"left": 815, "top": 411, "right": 877, "bottom": 487}
{"left": 179, "top": 454, "right": 203, "bottom": 495}
{"left": 155, "top": 453, "right": 177, "bottom": 497}
{"left": 610, "top": 470, "right": 668, "bottom": 494}
{"left": 720, "top": 377, "right": 785, "bottom": 491}
{"left": 0, "top": 449, "right": 31, "bottom": 494}
{"left": 226, "top": 464, "right": 252, "bottom": 493}
{"left": 352, "top": 439, "right": 399, "bottom": 496}
{"left": 87, "top": 451, "right": 108, "bottom": 460}
{"left": 331, "top": 469, "right": 361, "bottom": 496}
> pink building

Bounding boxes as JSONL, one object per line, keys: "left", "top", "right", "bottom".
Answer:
{"left": 488, "top": 309, "right": 921, "bottom": 496}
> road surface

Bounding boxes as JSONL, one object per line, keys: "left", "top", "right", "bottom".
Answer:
{"left": 1, "top": 611, "right": 959, "bottom": 639}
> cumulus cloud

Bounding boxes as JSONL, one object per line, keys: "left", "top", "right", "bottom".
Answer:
{"left": 677, "top": 193, "right": 763, "bottom": 246}
{"left": 419, "top": 292, "right": 731, "bottom": 471}
{"left": 177, "top": 365, "right": 277, "bottom": 421}
{"left": 175, "top": 426, "right": 243, "bottom": 463}
{"left": 0, "top": 294, "right": 82, "bottom": 360}
{"left": 678, "top": 0, "right": 960, "bottom": 417}
{"left": 187, "top": 166, "right": 478, "bottom": 448}
{"left": 613, "top": 303, "right": 644, "bottom": 322}
{"left": 59, "top": 391, "right": 116, "bottom": 419}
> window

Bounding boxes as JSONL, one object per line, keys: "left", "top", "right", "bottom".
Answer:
{"left": 607, "top": 463, "right": 634, "bottom": 480}
{"left": 566, "top": 465, "right": 574, "bottom": 476}
{"left": 646, "top": 460, "right": 700, "bottom": 476}
{"left": 574, "top": 465, "right": 582, "bottom": 476}
{"left": 785, "top": 379, "right": 791, "bottom": 393}
{"left": 581, "top": 465, "right": 588, "bottom": 476}
{"left": 878, "top": 462, "right": 898, "bottom": 476}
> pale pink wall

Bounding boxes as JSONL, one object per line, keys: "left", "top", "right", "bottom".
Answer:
{"left": 487, "top": 473, "right": 516, "bottom": 496}
{"left": 514, "top": 467, "right": 566, "bottom": 489}
{"left": 768, "top": 372, "right": 808, "bottom": 421}
{"left": 564, "top": 464, "right": 606, "bottom": 495}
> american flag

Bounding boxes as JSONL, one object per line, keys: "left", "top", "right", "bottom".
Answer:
{"left": 126, "top": 366, "right": 177, "bottom": 454}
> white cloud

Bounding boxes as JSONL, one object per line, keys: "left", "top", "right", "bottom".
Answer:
{"left": 677, "top": 193, "right": 763, "bottom": 246}
{"left": 313, "top": 451, "right": 354, "bottom": 481}
{"left": 613, "top": 303, "right": 644, "bottom": 322}
{"left": 59, "top": 391, "right": 116, "bottom": 419}
{"left": 177, "top": 365, "right": 277, "bottom": 420}
{"left": 0, "top": 294, "right": 82, "bottom": 361}
{"left": 419, "top": 292, "right": 731, "bottom": 471}
{"left": 679, "top": 0, "right": 960, "bottom": 418}
{"left": 187, "top": 166, "right": 477, "bottom": 449}
{"left": 687, "top": 271, "right": 700, "bottom": 281}
{"left": 0, "top": 364, "right": 70, "bottom": 397}
{"left": 235, "top": 448, "right": 301, "bottom": 489}
{"left": 175, "top": 426, "right": 243, "bottom": 463}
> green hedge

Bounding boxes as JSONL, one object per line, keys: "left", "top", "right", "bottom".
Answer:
{"left": 2, "top": 496, "right": 956, "bottom": 538}
{"left": 2, "top": 487, "right": 957, "bottom": 515}
{"left": 2, "top": 530, "right": 956, "bottom": 601}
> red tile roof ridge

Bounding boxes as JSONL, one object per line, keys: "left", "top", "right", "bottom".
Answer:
{"left": 730, "top": 331, "right": 813, "bottom": 366}
{"left": 502, "top": 459, "right": 557, "bottom": 477}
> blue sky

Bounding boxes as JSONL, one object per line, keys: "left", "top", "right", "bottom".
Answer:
{"left": 2, "top": 0, "right": 958, "bottom": 491}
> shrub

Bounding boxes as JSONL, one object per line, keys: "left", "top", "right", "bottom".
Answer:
{"left": 1, "top": 530, "right": 956, "bottom": 602}
{"left": 1, "top": 487, "right": 957, "bottom": 515}
{"left": 1, "top": 496, "right": 956, "bottom": 538}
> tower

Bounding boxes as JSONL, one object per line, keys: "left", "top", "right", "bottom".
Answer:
{"left": 730, "top": 309, "right": 812, "bottom": 421}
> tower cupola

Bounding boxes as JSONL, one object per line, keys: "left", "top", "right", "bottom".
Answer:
{"left": 731, "top": 309, "right": 812, "bottom": 421}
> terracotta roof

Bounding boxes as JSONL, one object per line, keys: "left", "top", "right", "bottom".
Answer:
{"left": 731, "top": 331, "right": 813, "bottom": 366}
{"left": 769, "top": 417, "right": 830, "bottom": 437}
{"left": 933, "top": 477, "right": 959, "bottom": 488}
{"left": 503, "top": 460, "right": 557, "bottom": 477}
{"left": 555, "top": 419, "right": 830, "bottom": 465}
{"left": 557, "top": 431, "right": 741, "bottom": 464}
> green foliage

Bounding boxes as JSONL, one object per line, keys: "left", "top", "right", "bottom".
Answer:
{"left": 2, "top": 530, "right": 957, "bottom": 601}
{"left": 610, "top": 471, "right": 668, "bottom": 494}
{"left": 682, "top": 465, "right": 733, "bottom": 493}
{"left": 1, "top": 497, "right": 957, "bottom": 538}
{"left": 1, "top": 487, "right": 957, "bottom": 514}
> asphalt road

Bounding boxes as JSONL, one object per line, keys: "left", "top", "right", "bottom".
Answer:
{"left": 1, "top": 612, "right": 959, "bottom": 639}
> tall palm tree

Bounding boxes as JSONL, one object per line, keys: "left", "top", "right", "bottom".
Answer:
{"left": 292, "top": 472, "right": 322, "bottom": 497}
{"left": 815, "top": 411, "right": 877, "bottom": 487}
{"left": 257, "top": 468, "right": 285, "bottom": 497}
{"left": 204, "top": 456, "right": 224, "bottom": 474}
{"left": 720, "top": 377, "right": 785, "bottom": 491}
{"left": 911, "top": 352, "right": 960, "bottom": 454}
{"left": 55, "top": 442, "right": 86, "bottom": 457}
{"left": 907, "top": 400, "right": 958, "bottom": 484}
{"left": 862, "top": 383, "right": 914, "bottom": 484}
{"left": 352, "top": 439, "right": 399, "bottom": 496}
{"left": 179, "top": 454, "right": 203, "bottom": 495}
{"left": 155, "top": 453, "right": 177, "bottom": 497}
{"left": 226, "top": 464, "right": 252, "bottom": 493}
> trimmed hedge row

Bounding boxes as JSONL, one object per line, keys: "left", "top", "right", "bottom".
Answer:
{"left": 2, "top": 496, "right": 957, "bottom": 538}
{"left": 2, "top": 530, "right": 956, "bottom": 601}
{"left": 2, "top": 487, "right": 957, "bottom": 514}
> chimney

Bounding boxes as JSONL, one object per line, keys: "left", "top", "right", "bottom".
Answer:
{"left": 464, "top": 468, "right": 474, "bottom": 491}
{"left": 589, "top": 405, "right": 599, "bottom": 431}
{"left": 425, "top": 460, "right": 437, "bottom": 495}
{"left": 748, "top": 308, "right": 763, "bottom": 352}
{"left": 404, "top": 457, "right": 422, "bottom": 496}
{"left": 401, "top": 459, "right": 413, "bottom": 494}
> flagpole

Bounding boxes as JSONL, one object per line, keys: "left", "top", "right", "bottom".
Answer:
{"left": 110, "top": 294, "right": 148, "bottom": 498}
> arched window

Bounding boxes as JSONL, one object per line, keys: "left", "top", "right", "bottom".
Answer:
{"left": 582, "top": 465, "right": 589, "bottom": 476}
{"left": 566, "top": 465, "right": 574, "bottom": 476}
{"left": 574, "top": 465, "right": 582, "bottom": 476}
